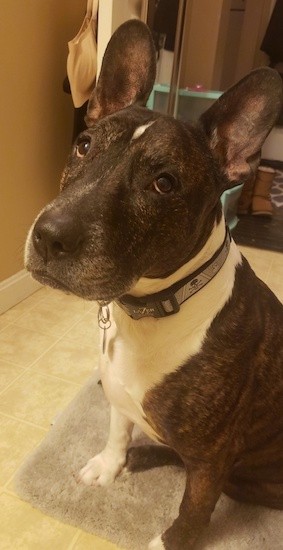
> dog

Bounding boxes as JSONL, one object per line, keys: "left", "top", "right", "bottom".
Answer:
{"left": 25, "top": 20, "right": 283, "bottom": 550}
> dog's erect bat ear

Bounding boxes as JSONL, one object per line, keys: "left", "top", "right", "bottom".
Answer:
{"left": 200, "top": 68, "right": 283, "bottom": 186}
{"left": 86, "top": 20, "right": 156, "bottom": 125}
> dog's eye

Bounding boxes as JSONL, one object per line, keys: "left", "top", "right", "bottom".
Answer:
{"left": 153, "top": 174, "right": 175, "bottom": 194}
{"left": 76, "top": 137, "right": 91, "bottom": 158}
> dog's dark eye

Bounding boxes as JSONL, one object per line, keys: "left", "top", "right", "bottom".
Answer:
{"left": 153, "top": 174, "right": 175, "bottom": 194}
{"left": 76, "top": 137, "right": 91, "bottom": 158}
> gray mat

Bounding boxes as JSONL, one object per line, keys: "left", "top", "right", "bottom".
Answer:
{"left": 15, "top": 378, "right": 283, "bottom": 550}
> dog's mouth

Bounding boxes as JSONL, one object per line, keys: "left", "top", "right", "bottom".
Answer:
{"left": 30, "top": 268, "right": 135, "bottom": 303}
{"left": 31, "top": 271, "right": 73, "bottom": 294}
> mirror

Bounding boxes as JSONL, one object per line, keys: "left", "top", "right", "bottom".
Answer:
{"left": 147, "top": 0, "right": 282, "bottom": 124}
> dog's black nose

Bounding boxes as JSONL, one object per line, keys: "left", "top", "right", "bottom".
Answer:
{"left": 32, "top": 209, "right": 84, "bottom": 262}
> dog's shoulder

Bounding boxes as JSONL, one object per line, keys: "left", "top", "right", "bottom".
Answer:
{"left": 142, "top": 254, "right": 283, "bottom": 453}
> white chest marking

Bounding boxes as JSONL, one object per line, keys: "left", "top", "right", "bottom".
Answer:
{"left": 100, "top": 219, "right": 242, "bottom": 441}
{"left": 148, "top": 534, "right": 165, "bottom": 550}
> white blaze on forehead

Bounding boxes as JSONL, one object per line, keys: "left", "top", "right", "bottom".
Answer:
{"left": 131, "top": 120, "right": 156, "bottom": 140}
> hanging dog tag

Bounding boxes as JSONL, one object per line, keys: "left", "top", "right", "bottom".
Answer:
{"left": 98, "top": 304, "right": 111, "bottom": 354}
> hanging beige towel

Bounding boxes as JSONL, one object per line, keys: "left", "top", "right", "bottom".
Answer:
{"left": 67, "top": 0, "right": 98, "bottom": 107}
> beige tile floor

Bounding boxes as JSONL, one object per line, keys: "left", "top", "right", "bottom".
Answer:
{"left": 0, "top": 245, "right": 282, "bottom": 549}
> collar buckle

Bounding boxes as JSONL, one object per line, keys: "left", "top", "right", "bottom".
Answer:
{"left": 117, "top": 293, "right": 180, "bottom": 320}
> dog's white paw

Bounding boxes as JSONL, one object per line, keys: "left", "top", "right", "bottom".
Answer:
{"left": 78, "top": 451, "right": 125, "bottom": 487}
{"left": 148, "top": 534, "right": 165, "bottom": 549}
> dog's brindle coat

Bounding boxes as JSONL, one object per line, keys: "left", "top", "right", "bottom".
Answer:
{"left": 25, "top": 21, "right": 283, "bottom": 550}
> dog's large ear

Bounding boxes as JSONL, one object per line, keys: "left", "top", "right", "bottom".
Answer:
{"left": 86, "top": 20, "right": 156, "bottom": 125}
{"left": 200, "top": 68, "right": 283, "bottom": 186}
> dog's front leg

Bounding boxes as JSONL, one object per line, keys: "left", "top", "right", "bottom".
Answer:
{"left": 149, "top": 460, "right": 226, "bottom": 550}
{"left": 79, "top": 406, "right": 133, "bottom": 486}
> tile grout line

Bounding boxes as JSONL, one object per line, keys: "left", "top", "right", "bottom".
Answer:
{"left": 0, "top": 291, "right": 48, "bottom": 324}
{"left": 0, "top": 489, "right": 83, "bottom": 549}
{"left": 1, "top": 488, "right": 26, "bottom": 500}
{"left": 0, "top": 409, "right": 49, "bottom": 431}
{"left": 11, "top": 308, "right": 94, "bottom": 340}
{"left": 67, "top": 530, "right": 82, "bottom": 550}
{"left": 0, "top": 304, "right": 97, "bottom": 426}
{"left": 11, "top": 301, "right": 96, "bottom": 343}
{"left": 0, "top": 357, "right": 28, "bottom": 368}
{"left": 0, "top": 306, "right": 97, "bottom": 396}
{"left": 0, "top": 365, "right": 83, "bottom": 399}
{"left": 0, "top": 368, "right": 37, "bottom": 398}
{"left": 1, "top": 288, "right": 96, "bottom": 332}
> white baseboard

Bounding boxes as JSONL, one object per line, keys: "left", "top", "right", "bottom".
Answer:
{"left": 0, "top": 270, "right": 42, "bottom": 315}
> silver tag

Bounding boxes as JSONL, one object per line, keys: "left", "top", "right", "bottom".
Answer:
{"left": 98, "top": 304, "right": 111, "bottom": 354}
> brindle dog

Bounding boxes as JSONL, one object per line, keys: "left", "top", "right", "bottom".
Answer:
{"left": 25, "top": 20, "right": 283, "bottom": 550}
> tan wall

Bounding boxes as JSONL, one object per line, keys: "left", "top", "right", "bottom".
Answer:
{"left": 0, "top": 0, "right": 85, "bottom": 281}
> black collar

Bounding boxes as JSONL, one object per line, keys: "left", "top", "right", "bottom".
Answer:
{"left": 116, "top": 228, "right": 231, "bottom": 320}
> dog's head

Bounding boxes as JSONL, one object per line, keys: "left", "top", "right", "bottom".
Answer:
{"left": 25, "top": 20, "right": 282, "bottom": 302}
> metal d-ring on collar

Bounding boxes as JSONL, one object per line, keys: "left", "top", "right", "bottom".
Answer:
{"left": 115, "top": 227, "right": 232, "bottom": 320}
